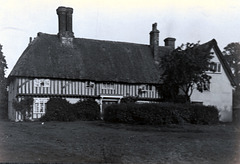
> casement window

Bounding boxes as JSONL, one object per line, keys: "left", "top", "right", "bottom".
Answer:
{"left": 139, "top": 85, "right": 153, "bottom": 91}
{"left": 33, "top": 98, "right": 49, "bottom": 114}
{"left": 102, "top": 83, "right": 115, "bottom": 90}
{"left": 145, "top": 85, "right": 153, "bottom": 91}
{"left": 208, "top": 62, "right": 222, "bottom": 73}
{"left": 86, "top": 81, "right": 95, "bottom": 88}
{"left": 34, "top": 79, "right": 50, "bottom": 88}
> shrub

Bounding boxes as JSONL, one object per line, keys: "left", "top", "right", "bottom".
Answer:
{"left": 73, "top": 98, "right": 100, "bottom": 121}
{"left": 13, "top": 97, "right": 33, "bottom": 121}
{"left": 40, "top": 98, "right": 100, "bottom": 122}
{"left": 40, "top": 98, "right": 76, "bottom": 122}
{"left": 104, "top": 103, "right": 219, "bottom": 125}
{"left": 190, "top": 105, "right": 219, "bottom": 124}
{"left": 120, "top": 96, "right": 138, "bottom": 104}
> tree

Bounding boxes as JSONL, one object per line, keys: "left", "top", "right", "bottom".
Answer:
{"left": 160, "top": 42, "right": 213, "bottom": 102}
{"left": 13, "top": 97, "right": 33, "bottom": 121}
{"left": 222, "top": 42, "right": 240, "bottom": 90}
{"left": 223, "top": 43, "right": 240, "bottom": 122}
{"left": 0, "top": 44, "right": 8, "bottom": 119}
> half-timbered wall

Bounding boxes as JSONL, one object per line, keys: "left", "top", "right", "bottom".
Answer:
{"left": 9, "top": 77, "right": 160, "bottom": 121}
{"left": 17, "top": 78, "right": 95, "bottom": 96}
{"left": 16, "top": 78, "right": 160, "bottom": 99}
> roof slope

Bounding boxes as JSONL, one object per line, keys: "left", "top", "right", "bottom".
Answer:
{"left": 9, "top": 33, "right": 171, "bottom": 84}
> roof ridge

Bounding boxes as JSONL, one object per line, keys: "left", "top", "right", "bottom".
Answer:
{"left": 36, "top": 32, "right": 151, "bottom": 47}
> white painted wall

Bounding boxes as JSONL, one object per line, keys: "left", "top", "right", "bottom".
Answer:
{"left": 191, "top": 48, "right": 233, "bottom": 122}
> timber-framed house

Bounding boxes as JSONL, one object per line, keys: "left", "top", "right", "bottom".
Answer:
{"left": 8, "top": 6, "right": 235, "bottom": 122}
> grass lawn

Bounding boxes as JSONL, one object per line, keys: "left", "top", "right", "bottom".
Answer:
{"left": 0, "top": 120, "right": 240, "bottom": 163}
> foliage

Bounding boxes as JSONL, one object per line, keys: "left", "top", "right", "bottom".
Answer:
{"left": 120, "top": 96, "right": 138, "bottom": 104}
{"left": 103, "top": 103, "right": 219, "bottom": 125}
{"left": 13, "top": 97, "right": 33, "bottom": 121}
{"left": 222, "top": 42, "right": 240, "bottom": 90}
{"left": 40, "top": 98, "right": 100, "bottom": 122}
{"left": 223, "top": 42, "right": 240, "bottom": 122}
{"left": 73, "top": 98, "right": 100, "bottom": 120}
{"left": 0, "top": 44, "right": 8, "bottom": 119}
{"left": 190, "top": 105, "right": 219, "bottom": 124}
{"left": 160, "top": 42, "right": 213, "bottom": 102}
{"left": 40, "top": 98, "right": 76, "bottom": 122}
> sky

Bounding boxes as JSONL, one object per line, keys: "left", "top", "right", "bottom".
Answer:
{"left": 1, "top": 0, "right": 240, "bottom": 76}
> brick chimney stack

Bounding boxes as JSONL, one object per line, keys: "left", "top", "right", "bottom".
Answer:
{"left": 149, "top": 23, "right": 160, "bottom": 64}
{"left": 66, "top": 7, "right": 73, "bottom": 34}
{"left": 56, "top": 6, "right": 74, "bottom": 46}
{"left": 164, "top": 37, "right": 176, "bottom": 49}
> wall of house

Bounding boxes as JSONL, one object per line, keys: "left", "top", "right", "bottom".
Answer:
{"left": 16, "top": 78, "right": 159, "bottom": 99}
{"left": 9, "top": 77, "right": 160, "bottom": 121}
{"left": 191, "top": 48, "right": 234, "bottom": 122}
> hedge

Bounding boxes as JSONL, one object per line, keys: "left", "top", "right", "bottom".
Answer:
{"left": 103, "top": 103, "right": 219, "bottom": 125}
{"left": 40, "top": 98, "right": 100, "bottom": 122}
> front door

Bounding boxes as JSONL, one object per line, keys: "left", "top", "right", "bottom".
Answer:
{"left": 99, "top": 95, "right": 123, "bottom": 119}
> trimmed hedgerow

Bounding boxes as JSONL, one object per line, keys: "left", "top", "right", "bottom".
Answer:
{"left": 73, "top": 98, "right": 100, "bottom": 121}
{"left": 40, "top": 98, "right": 100, "bottom": 122}
{"left": 103, "top": 103, "right": 219, "bottom": 125}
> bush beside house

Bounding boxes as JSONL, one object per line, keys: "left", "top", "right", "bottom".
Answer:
{"left": 104, "top": 103, "right": 219, "bottom": 125}
{"left": 16, "top": 97, "right": 219, "bottom": 125}
{"left": 73, "top": 99, "right": 100, "bottom": 121}
{"left": 40, "top": 98, "right": 100, "bottom": 122}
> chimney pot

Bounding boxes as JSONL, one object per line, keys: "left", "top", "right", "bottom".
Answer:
{"left": 164, "top": 37, "right": 176, "bottom": 49}
{"left": 66, "top": 7, "right": 73, "bottom": 34}
{"left": 152, "top": 23, "right": 158, "bottom": 31}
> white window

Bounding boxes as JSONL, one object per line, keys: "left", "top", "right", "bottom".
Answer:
{"left": 102, "top": 83, "right": 115, "bottom": 90}
{"left": 33, "top": 98, "right": 49, "bottom": 114}
{"left": 208, "top": 62, "right": 221, "bottom": 73}
{"left": 139, "top": 85, "right": 153, "bottom": 92}
{"left": 86, "top": 81, "right": 95, "bottom": 88}
{"left": 34, "top": 79, "right": 50, "bottom": 88}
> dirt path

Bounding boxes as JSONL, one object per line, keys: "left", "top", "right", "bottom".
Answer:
{"left": 0, "top": 120, "right": 239, "bottom": 163}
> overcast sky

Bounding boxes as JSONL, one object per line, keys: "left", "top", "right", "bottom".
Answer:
{"left": 1, "top": 0, "right": 240, "bottom": 76}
